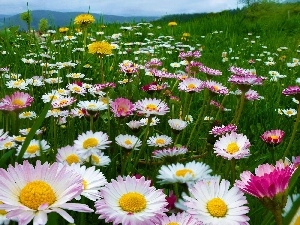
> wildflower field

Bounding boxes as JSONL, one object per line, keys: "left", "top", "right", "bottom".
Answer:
{"left": 0, "top": 3, "right": 299, "bottom": 225}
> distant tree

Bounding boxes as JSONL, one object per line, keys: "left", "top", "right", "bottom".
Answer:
{"left": 20, "top": 10, "right": 32, "bottom": 32}
{"left": 38, "top": 18, "right": 48, "bottom": 33}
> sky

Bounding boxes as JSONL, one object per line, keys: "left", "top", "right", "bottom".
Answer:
{"left": 0, "top": 0, "right": 241, "bottom": 17}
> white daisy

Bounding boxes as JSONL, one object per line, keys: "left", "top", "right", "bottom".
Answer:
{"left": 168, "top": 119, "right": 188, "bottom": 131}
{"left": 140, "top": 117, "right": 160, "bottom": 126}
{"left": 184, "top": 178, "right": 250, "bottom": 225}
{"left": 134, "top": 98, "right": 169, "bottom": 117}
{"left": 147, "top": 134, "right": 172, "bottom": 147}
{"left": 115, "top": 134, "right": 142, "bottom": 150}
{"left": 88, "top": 151, "right": 111, "bottom": 167}
{"left": 19, "top": 111, "right": 37, "bottom": 120}
{"left": 74, "top": 130, "right": 111, "bottom": 158}
{"left": 16, "top": 139, "right": 50, "bottom": 158}
{"left": 95, "top": 176, "right": 168, "bottom": 225}
{"left": 68, "top": 164, "right": 107, "bottom": 201}
{"left": 157, "top": 161, "right": 212, "bottom": 184}
{"left": 77, "top": 100, "right": 108, "bottom": 113}
{"left": 56, "top": 145, "right": 83, "bottom": 165}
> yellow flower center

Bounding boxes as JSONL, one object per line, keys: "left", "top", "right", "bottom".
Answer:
{"left": 286, "top": 110, "right": 293, "bottom": 114}
{"left": 3, "top": 142, "right": 13, "bottom": 148}
{"left": 206, "top": 197, "right": 227, "bottom": 217}
{"left": 14, "top": 136, "right": 26, "bottom": 142}
{"left": 124, "top": 139, "right": 132, "bottom": 145}
{"left": 72, "top": 87, "right": 81, "bottom": 92}
{"left": 175, "top": 169, "right": 194, "bottom": 177}
{"left": 213, "top": 85, "right": 219, "bottom": 91}
{"left": 187, "top": 83, "right": 196, "bottom": 90}
{"left": 83, "top": 138, "right": 98, "bottom": 149}
{"left": 91, "top": 154, "right": 100, "bottom": 164}
{"left": 22, "top": 112, "right": 32, "bottom": 117}
{"left": 270, "top": 135, "right": 278, "bottom": 140}
{"left": 0, "top": 201, "right": 6, "bottom": 215}
{"left": 155, "top": 138, "right": 165, "bottom": 145}
{"left": 59, "top": 99, "right": 68, "bottom": 106}
{"left": 166, "top": 223, "right": 179, "bottom": 225}
{"left": 83, "top": 180, "right": 88, "bottom": 190}
{"left": 19, "top": 180, "right": 56, "bottom": 210}
{"left": 226, "top": 142, "right": 239, "bottom": 154}
{"left": 145, "top": 104, "right": 157, "bottom": 111}
{"left": 65, "top": 154, "right": 80, "bottom": 165}
{"left": 12, "top": 99, "right": 25, "bottom": 106}
{"left": 26, "top": 145, "right": 39, "bottom": 154}
{"left": 119, "top": 192, "right": 146, "bottom": 213}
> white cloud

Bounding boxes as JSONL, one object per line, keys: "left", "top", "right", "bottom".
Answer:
{"left": 0, "top": 0, "right": 239, "bottom": 16}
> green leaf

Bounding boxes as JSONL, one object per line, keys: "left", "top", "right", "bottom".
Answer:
{"left": 0, "top": 150, "right": 15, "bottom": 168}
{"left": 283, "top": 196, "right": 300, "bottom": 225}
{"left": 16, "top": 101, "right": 52, "bottom": 163}
{"left": 288, "top": 166, "right": 300, "bottom": 193}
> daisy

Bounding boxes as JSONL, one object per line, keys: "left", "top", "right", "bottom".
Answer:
{"left": 0, "top": 91, "right": 33, "bottom": 112}
{"left": 0, "top": 160, "right": 93, "bottom": 225}
{"left": 209, "top": 124, "right": 237, "bottom": 137}
{"left": 184, "top": 178, "right": 250, "bottom": 225}
{"left": 0, "top": 203, "right": 10, "bottom": 225}
{"left": 68, "top": 164, "right": 107, "bottom": 201}
{"left": 56, "top": 145, "right": 83, "bottom": 165}
{"left": 178, "top": 78, "right": 204, "bottom": 93}
{"left": 88, "top": 151, "right": 111, "bottom": 167}
{"left": 5, "top": 79, "right": 29, "bottom": 90}
{"left": 179, "top": 50, "right": 201, "bottom": 62}
{"left": 147, "top": 134, "right": 172, "bottom": 147}
{"left": 41, "top": 91, "right": 61, "bottom": 103}
{"left": 74, "top": 130, "right": 111, "bottom": 158}
{"left": 282, "top": 86, "right": 300, "bottom": 99}
{"left": 51, "top": 96, "right": 76, "bottom": 109}
{"left": 260, "top": 129, "right": 285, "bottom": 146}
{"left": 205, "top": 80, "right": 229, "bottom": 95}
{"left": 16, "top": 139, "right": 50, "bottom": 158}
{"left": 110, "top": 97, "right": 135, "bottom": 117}
{"left": 282, "top": 108, "right": 297, "bottom": 117}
{"left": 66, "top": 83, "right": 87, "bottom": 96}
{"left": 213, "top": 132, "right": 251, "bottom": 160}
{"left": 156, "top": 212, "right": 201, "bottom": 225}
{"left": 140, "top": 117, "right": 160, "bottom": 126}
{"left": 168, "top": 119, "right": 188, "bottom": 131}
{"left": 157, "top": 161, "right": 212, "bottom": 184}
{"left": 95, "top": 176, "right": 168, "bottom": 225}
{"left": 126, "top": 120, "right": 143, "bottom": 130}
{"left": 199, "top": 65, "right": 222, "bottom": 76}
{"left": 19, "top": 111, "right": 37, "bottom": 120}
{"left": 0, "top": 130, "right": 8, "bottom": 141}
{"left": 115, "top": 134, "right": 142, "bottom": 150}
{"left": 152, "top": 146, "right": 188, "bottom": 159}
{"left": 77, "top": 100, "right": 108, "bottom": 114}
{"left": 134, "top": 98, "right": 169, "bottom": 117}
{"left": 245, "top": 89, "right": 264, "bottom": 101}
{"left": 0, "top": 138, "right": 16, "bottom": 150}
{"left": 46, "top": 109, "right": 69, "bottom": 118}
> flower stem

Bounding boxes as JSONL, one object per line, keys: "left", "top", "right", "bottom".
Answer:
{"left": 283, "top": 102, "right": 300, "bottom": 158}
{"left": 230, "top": 158, "right": 236, "bottom": 184}
{"left": 271, "top": 208, "right": 283, "bottom": 225}
{"left": 232, "top": 91, "right": 246, "bottom": 125}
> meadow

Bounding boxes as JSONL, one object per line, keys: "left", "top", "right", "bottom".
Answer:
{"left": 0, "top": 2, "right": 299, "bottom": 225}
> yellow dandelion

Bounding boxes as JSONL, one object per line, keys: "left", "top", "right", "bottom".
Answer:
{"left": 88, "top": 41, "right": 113, "bottom": 56}
{"left": 74, "top": 14, "right": 95, "bottom": 26}
{"left": 59, "top": 27, "right": 69, "bottom": 33}
{"left": 168, "top": 21, "right": 177, "bottom": 27}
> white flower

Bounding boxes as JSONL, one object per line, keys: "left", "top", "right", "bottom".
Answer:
{"left": 147, "top": 134, "right": 172, "bottom": 147}
{"left": 115, "top": 134, "right": 142, "bottom": 150}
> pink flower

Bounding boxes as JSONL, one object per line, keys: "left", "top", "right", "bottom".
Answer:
{"left": 110, "top": 97, "right": 134, "bottom": 117}
{"left": 0, "top": 91, "right": 33, "bottom": 112}
{"left": 199, "top": 64, "right": 222, "bottom": 76}
{"left": 235, "top": 161, "right": 295, "bottom": 199}
{"left": 179, "top": 51, "right": 201, "bottom": 61}
{"left": 282, "top": 86, "right": 300, "bottom": 100}
{"left": 260, "top": 129, "right": 285, "bottom": 146}
{"left": 205, "top": 80, "right": 229, "bottom": 95}
{"left": 209, "top": 124, "right": 237, "bottom": 137}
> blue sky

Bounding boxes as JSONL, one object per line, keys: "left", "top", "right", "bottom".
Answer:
{"left": 0, "top": 0, "right": 241, "bottom": 16}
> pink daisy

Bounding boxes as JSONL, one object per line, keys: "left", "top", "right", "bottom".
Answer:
{"left": 260, "top": 129, "right": 285, "bottom": 146}
{"left": 110, "top": 97, "right": 134, "bottom": 117}
{"left": 152, "top": 146, "right": 188, "bottom": 158}
{"left": 213, "top": 132, "right": 251, "bottom": 160}
{"left": 235, "top": 160, "right": 295, "bottom": 199}
{"left": 0, "top": 91, "right": 33, "bottom": 112}
{"left": 209, "top": 124, "right": 237, "bottom": 137}
{"left": 282, "top": 85, "right": 300, "bottom": 100}
{"left": 156, "top": 212, "right": 202, "bottom": 225}
{"left": 199, "top": 64, "right": 222, "bottom": 76}
{"left": 178, "top": 78, "right": 204, "bottom": 93}
{"left": 134, "top": 98, "right": 169, "bottom": 117}
{"left": 0, "top": 160, "right": 93, "bottom": 225}
{"left": 179, "top": 50, "right": 201, "bottom": 61}
{"left": 205, "top": 80, "right": 229, "bottom": 95}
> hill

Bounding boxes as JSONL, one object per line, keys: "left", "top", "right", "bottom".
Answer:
{"left": 0, "top": 10, "right": 159, "bottom": 30}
